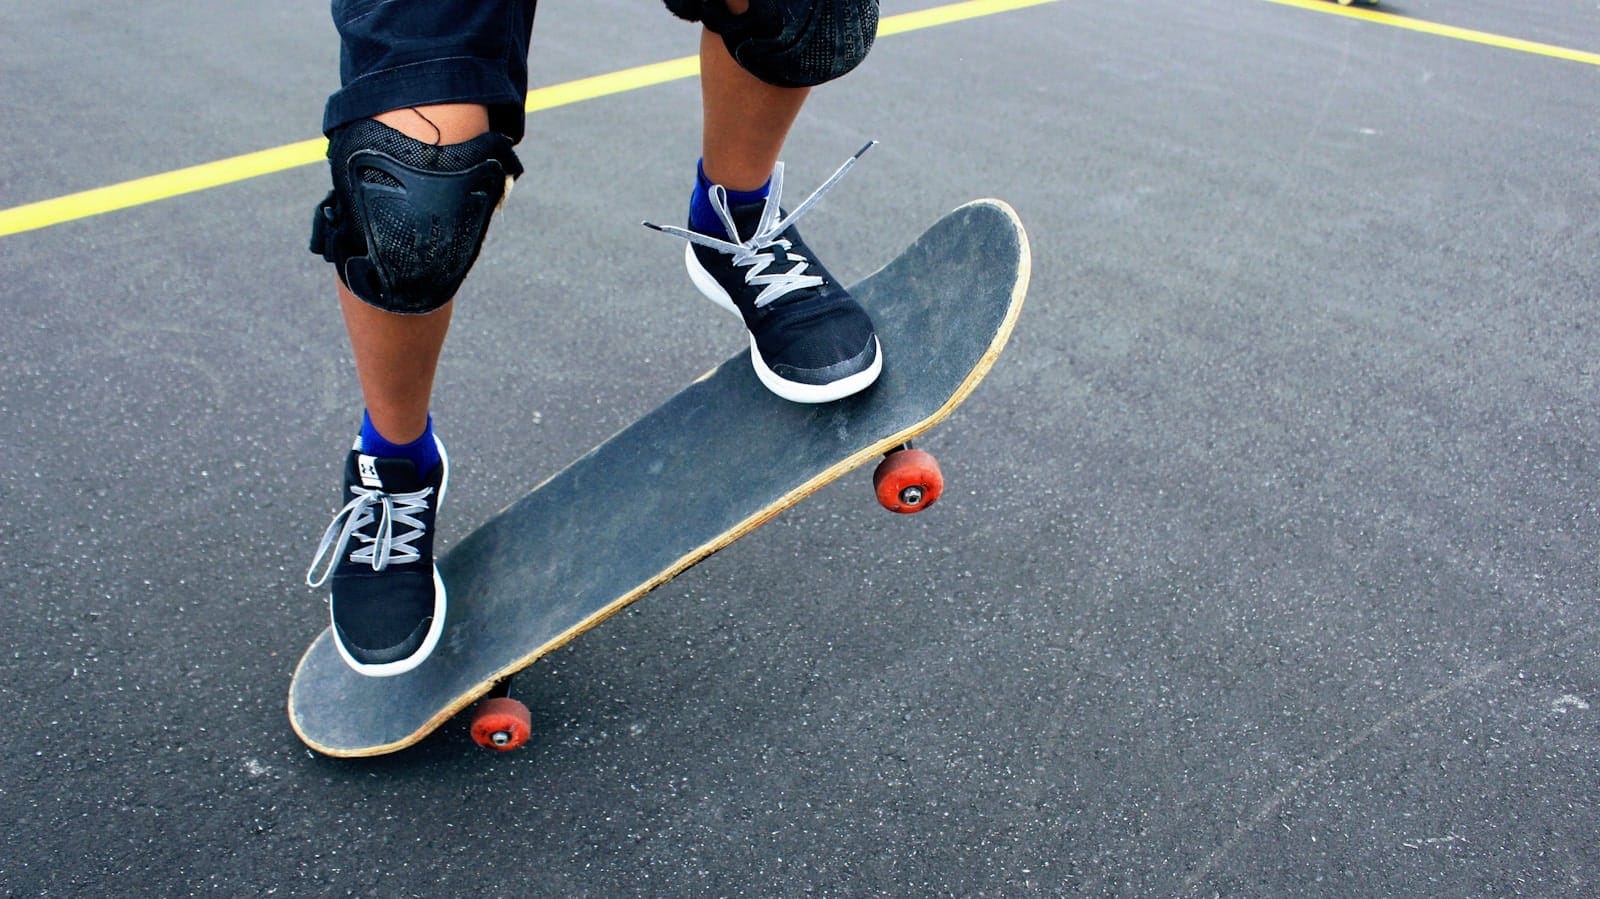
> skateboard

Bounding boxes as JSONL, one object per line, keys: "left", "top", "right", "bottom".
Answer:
{"left": 288, "top": 198, "right": 1031, "bottom": 757}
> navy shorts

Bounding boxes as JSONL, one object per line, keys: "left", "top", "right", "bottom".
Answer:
{"left": 323, "top": 1, "right": 870, "bottom": 141}
{"left": 323, "top": 0, "right": 539, "bottom": 141}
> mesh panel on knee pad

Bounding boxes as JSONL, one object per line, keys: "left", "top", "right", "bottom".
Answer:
{"left": 360, "top": 186, "right": 493, "bottom": 305}
{"left": 338, "top": 118, "right": 509, "bottom": 201}
{"left": 338, "top": 119, "right": 507, "bottom": 177}
{"left": 716, "top": 0, "right": 879, "bottom": 89}
{"left": 792, "top": 0, "right": 877, "bottom": 86}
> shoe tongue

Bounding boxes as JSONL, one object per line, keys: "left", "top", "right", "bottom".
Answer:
{"left": 356, "top": 453, "right": 422, "bottom": 492}
{"left": 724, "top": 199, "right": 770, "bottom": 243}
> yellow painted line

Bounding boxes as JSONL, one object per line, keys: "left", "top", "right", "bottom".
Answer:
{"left": 523, "top": 56, "right": 700, "bottom": 113}
{"left": 0, "top": 0, "right": 1056, "bottom": 239}
{"left": 0, "top": 139, "right": 330, "bottom": 239}
{"left": 1263, "top": 0, "right": 1600, "bottom": 67}
{"left": 879, "top": 0, "right": 1057, "bottom": 34}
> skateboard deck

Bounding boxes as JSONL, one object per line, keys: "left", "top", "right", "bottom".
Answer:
{"left": 289, "top": 198, "right": 1030, "bottom": 757}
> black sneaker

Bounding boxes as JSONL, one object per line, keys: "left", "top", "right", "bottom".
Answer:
{"left": 305, "top": 438, "right": 447, "bottom": 676}
{"left": 646, "top": 144, "right": 882, "bottom": 404}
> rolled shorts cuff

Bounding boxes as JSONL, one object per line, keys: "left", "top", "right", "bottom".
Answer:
{"left": 322, "top": 57, "right": 529, "bottom": 140}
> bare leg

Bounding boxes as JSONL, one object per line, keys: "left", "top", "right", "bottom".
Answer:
{"left": 337, "top": 103, "right": 489, "bottom": 444}
{"left": 698, "top": 1, "right": 810, "bottom": 191}
{"left": 338, "top": 284, "right": 453, "bottom": 444}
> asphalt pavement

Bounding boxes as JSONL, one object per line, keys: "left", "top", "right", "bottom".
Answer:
{"left": 2, "top": 0, "right": 1597, "bottom": 894}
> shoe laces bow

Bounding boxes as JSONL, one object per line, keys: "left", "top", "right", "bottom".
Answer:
{"left": 645, "top": 141, "right": 875, "bottom": 309}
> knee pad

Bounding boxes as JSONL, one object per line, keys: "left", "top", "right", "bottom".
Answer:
{"left": 310, "top": 119, "right": 523, "bottom": 314}
{"left": 665, "top": 0, "right": 879, "bottom": 88}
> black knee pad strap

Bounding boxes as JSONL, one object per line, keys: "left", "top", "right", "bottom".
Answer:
{"left": 310, "top": 119, "right": 523, "bottom": 314}
{"left": 664, "top": 0, "right": 879, "bottom": 88}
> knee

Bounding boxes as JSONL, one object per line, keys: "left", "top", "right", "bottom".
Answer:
{"left": 309, "top": 118, "right": 523, "bottom": 314}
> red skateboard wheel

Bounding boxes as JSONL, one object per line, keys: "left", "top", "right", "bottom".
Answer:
{"left": 470, "top": 696, "right": 532, "bottom": 751}
{"left": 873, "top": 448, "right": 944, "bottom": 514}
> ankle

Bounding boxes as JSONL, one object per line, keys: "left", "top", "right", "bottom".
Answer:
{"left": 690, "top": 159, "right": 770, "bottom": 237}
{"left": 359, "top": 411, "right": 442, "bottom": 477}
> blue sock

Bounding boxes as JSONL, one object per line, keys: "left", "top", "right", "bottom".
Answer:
{"left": 689, "top": 159, "right": 770, "bottom": 239}
{"left": 359, "top": 410, "right": 441, "bottom": 477}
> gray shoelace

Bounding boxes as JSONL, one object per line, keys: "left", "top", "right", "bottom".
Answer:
{"left": 644, "top": 141, "right": 875, "bottom": 309}
{"left": 305, "top": 483, "right": 434, "bottom": 588}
